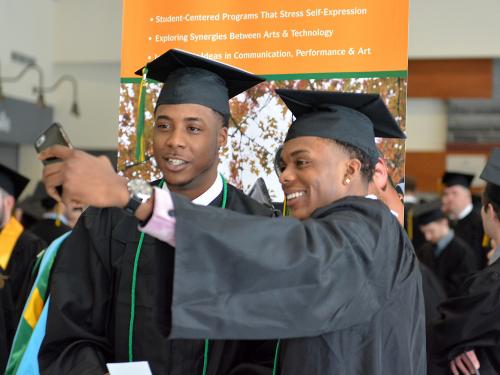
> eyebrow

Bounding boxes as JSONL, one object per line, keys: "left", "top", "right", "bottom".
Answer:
{"left": 289, "top": 149, "right": 311, "bottom": 158}
{"left": 155, "top": 115, "right": 204, "bottom": 124}
{"left": 155, "top": 115, "right": 172, "bottom": 122}
{"left": 280, "top": 149, "right": 311, "bottom": 164}
{"left": 184, "top": 117, "right": 204, "bottom": 123}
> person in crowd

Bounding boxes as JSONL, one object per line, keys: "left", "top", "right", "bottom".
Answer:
{"left": 37, "top": 49, "right": 278, "bottom": 375}
{"left": 28, "top": 183, "right": 71, "bottom": 244}
{"left": 0, "top": 164, "right": 45, "bottom": 372}
{"left": 414, "top": 200, "right": 481, "bottom": 297}
{"left": 442, "top": 172, "right": 487, "bottom": 268}
{"left": 433, "top": 148, "right": 500, "bottom": 375}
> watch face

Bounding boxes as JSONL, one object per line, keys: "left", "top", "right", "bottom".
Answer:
{"left": 128, "top": 179, "right": 153, "bottom": 202}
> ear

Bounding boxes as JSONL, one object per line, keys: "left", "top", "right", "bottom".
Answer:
{"left": 4, "top": 194, "right": 15, "bottom": 215}
{"left": 346, "top": 158, "right": 362, "bottom": 178}
{"left": 372, "top": 157, "right": 389, "bottom": 191}
{"left": 217, "top": 126, "right": 228, "bottom": 148}
{"left": 487, "top": 203, "right": 497, "bottom": 221}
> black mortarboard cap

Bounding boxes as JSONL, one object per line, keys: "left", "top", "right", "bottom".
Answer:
{"left": 0, "top": 163, "right": 29, "bottom": 199}
{"left": 480, "top": 148, "right": 500, "bottom": 205}
{"left": 480, "top": 148, "right": 500, "bottom": 186}
{"left": 276, "top": 89, "right": 404, "bottom": 164}
{"left": 277, "top": 89, "right": 405, "bottom": 138}
{"left": 248, "top": 177, "right": 273, "bottom": 208}
{"left": 413, "top": 200, "right": 447, "bottom": 226}
{"left": 442, "top": 172, "right": 474, "bottom": 188}
{"left": 17, "top": 181, "right": 52, "bottom": 219}
{"left": 135, "top": 49, "right": 265, "bottom": 116}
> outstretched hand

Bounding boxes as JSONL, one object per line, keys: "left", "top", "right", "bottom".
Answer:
{"left": 39, "top": 145, "right": 129, "bottom": 209}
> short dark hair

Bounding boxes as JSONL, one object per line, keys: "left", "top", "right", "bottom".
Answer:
{"left": 212, "top": 109, "right": 229, "bottom": 128}
{"left": 332, "top": 140, "right": 376, "bottom": 182}
{"left": 405, "top": 176, "right": 417, "bottom": 192}
{"left": 482, "top": 182, "right": 500, "bottom": 219}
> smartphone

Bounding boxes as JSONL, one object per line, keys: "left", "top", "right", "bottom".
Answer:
{"left": 34, "top": 123, "right": 72, "bottom": 165}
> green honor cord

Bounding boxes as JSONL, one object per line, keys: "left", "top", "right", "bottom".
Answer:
{"left": 128, "top": 231, "right": 145, "bottom": 361}
{"left": 135, "top": 66, "right": 148, "bottom": 162}
{"left": 128, "top": 179, "right": 164, "bottom": 362}
{"left": 273, "top": 339, "right": 281, "bottom": 375}
{"left": 128, "top": 176, "right": 229, "bottom": 375}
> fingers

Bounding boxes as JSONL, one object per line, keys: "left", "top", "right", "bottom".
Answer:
{"left": 450, "top": 352, "right": 480, "bottom": 375}
{"left": 62, "top": 197, "right": 84, "bottom": 211}
{"left": 37, "top": 145, "right": 73, "bottom": 161}
{"left": 454, "top": 356, "right": 471, "bottom": 374}
{"left": 460, "top": 352, "right": 478, "bottom": 373}
{"left": 41, "top": 164, "right": 64, "bottom": 202}
{"left": 466, "top": 350, "right": 480, "bottom": 370}
{"left": 41, "top": 160, "right": 64, "bottom": 180}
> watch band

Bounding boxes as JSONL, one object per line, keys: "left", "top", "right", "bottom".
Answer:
{"left": 123, "top": 195, "right": 142, "bottom": 216}
{"left": 123, "top": 179, "right": 153, "bottom": 216}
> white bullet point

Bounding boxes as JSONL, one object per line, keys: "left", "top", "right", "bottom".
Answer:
{"left": 149, "top": 36, "right": 152, "bottom": 41}
{"left": 150, "top": 17, "right": 154, "bottom": 22}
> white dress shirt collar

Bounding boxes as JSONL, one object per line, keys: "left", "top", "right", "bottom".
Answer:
{"left": 163, "top": 174, "right": 223, "bottom": 207}
{"left": 457, "top": 203, "right": 474, "bottom": 220}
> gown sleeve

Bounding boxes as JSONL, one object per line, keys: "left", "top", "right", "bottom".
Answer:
{"left": 39, "top": 208, "right": 114, "bottom": 375}
{"left": 168, "top": 194, "right": 415, "bottom": 340}
{"left": 431, "top": 264, "right": 500, "bottom": 363}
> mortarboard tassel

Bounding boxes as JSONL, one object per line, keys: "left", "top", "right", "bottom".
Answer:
{"left": 135, "top": 66, "right": 148, "bottom": 162}
{"left": 407, "top": 208, "right": 413, "bottom": 240}
{"left": 483, "top": 234, "right": 490, "bottom": 248}
{"left": 55, "top": 202, "right": 61, "bottom": 227}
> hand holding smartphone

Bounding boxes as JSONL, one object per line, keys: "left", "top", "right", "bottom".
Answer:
{"left": 35, "top": 123, "right": 73, "bottom": 197}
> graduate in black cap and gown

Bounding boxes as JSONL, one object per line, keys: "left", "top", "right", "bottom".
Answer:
{"left": 41, "top": 89, "right": 426, "bottom": 374}
{"left": 432, "top": 148, "right": 500, "bottom": 375}
{"left": 0, "top": 164, "right": 45, "bottom": 372}
{"left": 27, "top": 182, "right": 71, "bottom": 244}
{"left": 415, "top": 200, "right": 480, "bottom": 297}
{"left": 38, "top": 49, "right": 276, "bottom": 375}
{"left": 442, "top": 171, "right": 487, "bottom": 268}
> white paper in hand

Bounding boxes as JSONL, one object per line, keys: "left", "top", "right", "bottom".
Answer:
{"left": 106, "top": 361, "right": 153, "bottom": 375}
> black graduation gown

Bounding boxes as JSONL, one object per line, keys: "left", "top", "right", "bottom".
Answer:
{"left": 30, "top": 218, "right": 71, "bottom": 245}
{"left": 405, "top": 201, "right": 427, "bottom": 251}
{"left": 39, "top": 183, "right": 276, "bottom": 375}
{"left": 167, "top": 195, "right": 427, "bottom": 375}
{"left": 0, "top": 229, "right": 45, "bottom": 372}
{"left": 419, "top": 263, "right": 449, "bottom": 375}
{"left": 416, "top": 236, "right": 480, "bottom": 298}
{"left": 432, "top": 259, "right": 500, "bottom": 374}
{"left": 404, "top": 203, "right": 425, "bottom": 249}
{"left": 453, "top": 209, "right": 487, "bottom": 268}
{"left": 0, "top": 276, "right": 14, "bottom": 371}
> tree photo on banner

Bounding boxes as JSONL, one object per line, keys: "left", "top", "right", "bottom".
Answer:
{"left": 118, "top": 77, "right": 406, "bottom": 200}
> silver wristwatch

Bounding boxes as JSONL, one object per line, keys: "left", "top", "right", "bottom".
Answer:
{"left": 123, "top": 178, "right": 153, "bottom": 216}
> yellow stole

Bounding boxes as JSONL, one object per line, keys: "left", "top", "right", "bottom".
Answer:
{"left": 0, "top": 217, "right": 24, "bottom": 271}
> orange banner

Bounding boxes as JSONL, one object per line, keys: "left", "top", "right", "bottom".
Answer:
{"left": 121, "top": 0, "right": 409, "bottom": 78}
